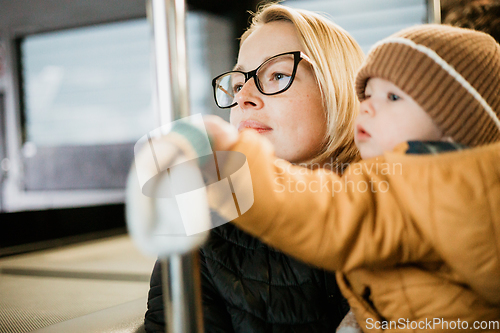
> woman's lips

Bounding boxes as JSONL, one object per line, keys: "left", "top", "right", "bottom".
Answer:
{"left": 356, "top": 125, "right": 371, "bottom": 140}
{"left": 238, "top": 120, "right": 273, "bottom": 134}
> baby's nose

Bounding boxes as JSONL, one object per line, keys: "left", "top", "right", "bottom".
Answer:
{"left": 359, "top": 99, "right": 375, "bottom": 116}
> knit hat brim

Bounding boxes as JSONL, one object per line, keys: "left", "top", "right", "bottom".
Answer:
{"left": 356, "top": 25, "right": 500, "bottom": 147}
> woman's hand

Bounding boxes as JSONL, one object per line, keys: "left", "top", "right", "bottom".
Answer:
{"left": 203, "top": 115, "right": 239, "bottom": 151}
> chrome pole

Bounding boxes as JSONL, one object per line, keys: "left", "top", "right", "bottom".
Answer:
{"left": 427, "top": 0, "right": 441, "bottom": 24}
{"left": 164, "top": 0, "right": 190, "bottom": 120}
{"left": 148, "top": 0, "right": 203, "bottom": 332}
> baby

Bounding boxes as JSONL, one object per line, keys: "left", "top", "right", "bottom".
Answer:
{"left": 201, "top": 24, "right": 500, "bottom": 331}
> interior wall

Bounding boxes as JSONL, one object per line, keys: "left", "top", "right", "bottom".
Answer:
{"left": 0, "top": 0, "right": 146, "bottom": 35}
{"left": 0, "top": 0, "right": 259, "bottom": 253}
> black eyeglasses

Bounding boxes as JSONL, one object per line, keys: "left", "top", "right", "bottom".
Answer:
{"left": 212, "top": 51, "right": 312, "bottom": 109}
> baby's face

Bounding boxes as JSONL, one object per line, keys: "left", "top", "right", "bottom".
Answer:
{"left": 354, "top": 78, "right": 443, "bottom": 159}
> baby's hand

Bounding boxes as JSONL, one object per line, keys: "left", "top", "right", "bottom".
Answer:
{"left": 203, "top": 115, "right": 239, "bottom": 151}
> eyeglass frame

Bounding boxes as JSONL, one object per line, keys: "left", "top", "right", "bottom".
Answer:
{"left": 211, "top": 51, "right": 312, "bottom": 109}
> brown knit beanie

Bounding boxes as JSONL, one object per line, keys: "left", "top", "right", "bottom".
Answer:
{"left": 356, "top": 24, "right": 500, "bottom": 147}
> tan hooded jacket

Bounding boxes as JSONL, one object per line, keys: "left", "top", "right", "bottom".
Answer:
{"left": 210, "top": 130, "right": 500, "bottom": 332}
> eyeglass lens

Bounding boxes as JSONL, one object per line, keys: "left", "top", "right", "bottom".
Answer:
{"left": 215, "top": 53, "right": 296, "bottom": 108}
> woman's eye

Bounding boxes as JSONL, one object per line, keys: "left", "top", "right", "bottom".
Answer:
{"left": 233, "top": 84, "right": 243, "bottom": 93}
{"left": 273, "top": 73, "right": 290, "bottom": 81}
{"left": 388, "top": 93, "right": 400, "bottom": 101}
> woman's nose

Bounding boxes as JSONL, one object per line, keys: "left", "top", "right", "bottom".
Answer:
{"left": 359, "top": 98, "right": 375, "bottom": 116}
{"left": 233, "top": 78, "right": 264, "bottom": 111}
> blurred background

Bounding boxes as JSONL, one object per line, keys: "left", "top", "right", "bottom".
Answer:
{"left": 0, "top": 0, "right": 496, "bottom": 332}
{"left": 0, "top": 0, "right": 433, "bottom": 254}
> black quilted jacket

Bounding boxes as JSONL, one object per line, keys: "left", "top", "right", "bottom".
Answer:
{"left": 145, "top": 214, "right": 349, "bottom": 333}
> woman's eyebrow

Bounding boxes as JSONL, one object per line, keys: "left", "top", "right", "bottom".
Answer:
{"left": 233, "top": 54, "right": 275, "bottom": 72}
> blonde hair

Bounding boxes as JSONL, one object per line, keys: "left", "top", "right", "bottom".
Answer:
{"left": 241, "top": 3, "right": 364, "bottom": 170}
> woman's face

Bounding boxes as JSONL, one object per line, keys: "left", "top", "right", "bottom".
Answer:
{"left": 229, "top": 21, "right": 326, "bottom": 163}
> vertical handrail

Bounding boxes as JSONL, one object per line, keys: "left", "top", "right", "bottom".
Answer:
{"left": 427, "top": 0, "right": 441, "bottom": 24}
{"left": 148, "top": 0, "right": 190, "bottom": 123}
{"left": 148, "top": 0, "right": 203, "bottom": 332}
{"left": 165, "top": 0, "right": 190, "bottom": 120}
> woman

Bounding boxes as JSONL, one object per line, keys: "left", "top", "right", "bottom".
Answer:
{"left": 145, "top": 4, "right": 364, "bottom": 332}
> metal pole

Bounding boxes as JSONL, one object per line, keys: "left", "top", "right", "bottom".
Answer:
{"left": 164, "top": 0, "right": 190, "bottom": 120}
{"left": 161, "top": 253, "right": 203, "bottom": 333}
{"left": 427, "top": 0, "right": 441, "bottom": 24}
{"left": 148, "top": 0, "right": 203, "bottom": 332}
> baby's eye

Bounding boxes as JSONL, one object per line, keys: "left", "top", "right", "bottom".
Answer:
{"left": 388, "top": 93, "right": 400, "bottom": 101}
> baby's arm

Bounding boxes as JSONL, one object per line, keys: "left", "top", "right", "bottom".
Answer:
{"left": 203, "top": 116, "right": 500, "bottom": 304}
{"left": 202, "top": 116, "right": 500, "bottom": 305}
{"left": 203, "top": 116, "right": 429, "bottom": 272}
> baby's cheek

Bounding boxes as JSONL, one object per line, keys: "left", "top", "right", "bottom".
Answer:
{"left": 385, "top": 134, "right": 406, "bottom": 151}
